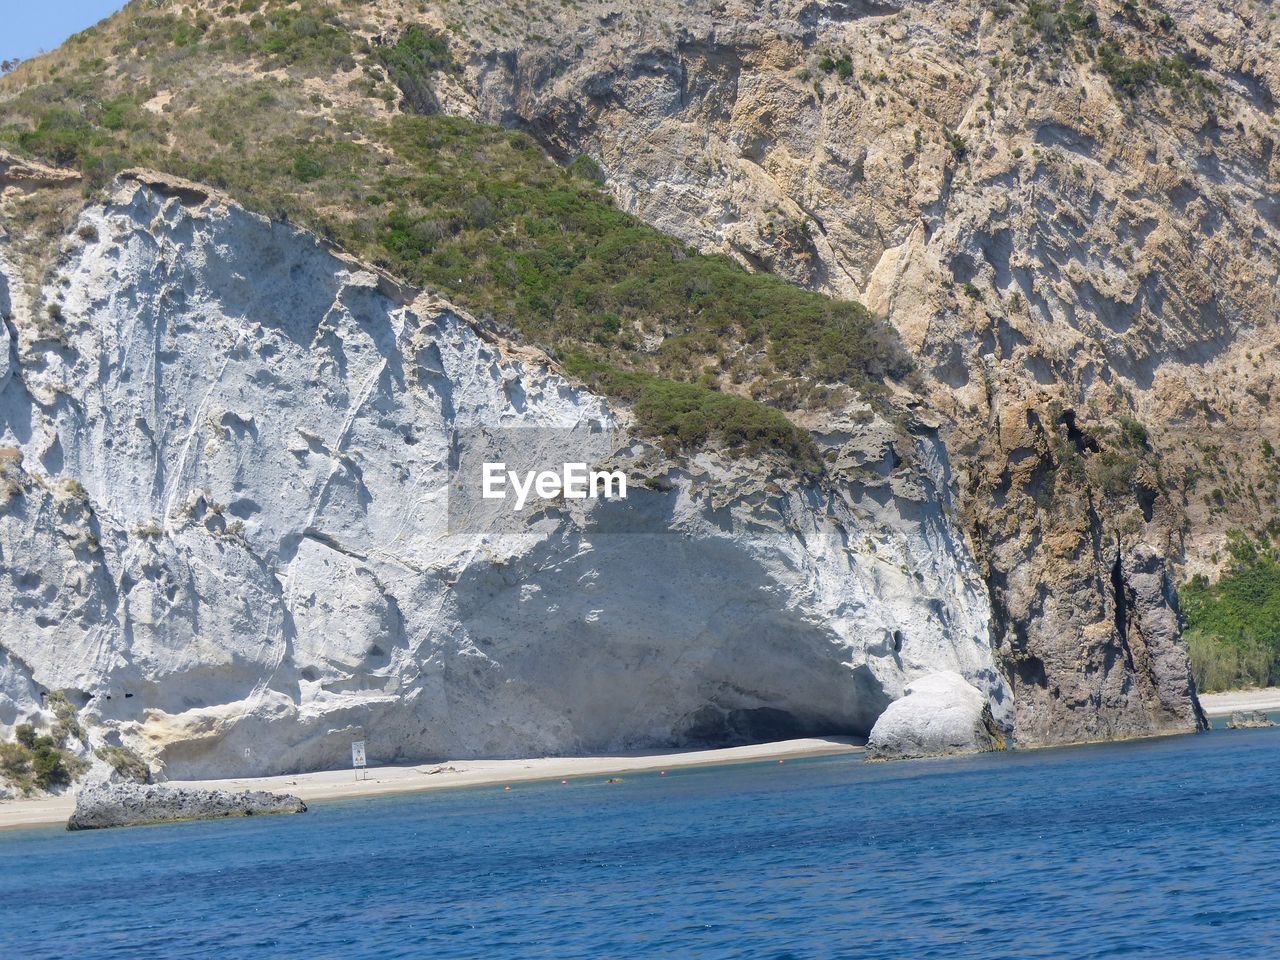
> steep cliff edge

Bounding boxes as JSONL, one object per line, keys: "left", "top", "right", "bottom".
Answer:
{"left": 424, "top": 0, "right": 1255, "bottom": 742}
{"left": 0, "top": 177, "right": 1007, "bottom": 777}
{"left": 0, "top": 0, "right": 1217, "bottom": 762}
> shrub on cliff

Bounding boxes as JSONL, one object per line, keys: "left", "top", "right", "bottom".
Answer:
{"left": 0, "top": 6, "right": 913, "bottom": 466}
{"left": 0, "top": 694, "right": 90, "bottom": 793}
{"left": 0, "top": 742, "right": 32, "bottom": 790}
{"left": 565, "top": 355, "right": 819, "bottom": 468}
{"left": 95, "top": 745, "right": 152, "bottom": 783}
{"left": 0, "top": 732, "right": 78, "bottom": 792}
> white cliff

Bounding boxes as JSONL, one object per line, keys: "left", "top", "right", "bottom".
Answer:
{"left": 0, "top": 177, "right": 1007, "bottom": 778}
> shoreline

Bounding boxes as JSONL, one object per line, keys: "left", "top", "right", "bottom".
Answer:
{"left": 0, "top": 736, "right": 862, "bottom": 832}
{"left": 1199, "top": 687, "right": 1280, "bottom": 718}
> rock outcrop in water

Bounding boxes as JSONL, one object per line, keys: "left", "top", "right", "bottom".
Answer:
{"left": 1225, "top": 711, "right": 1275, "bottom": 730}
{"left": 0, "top": 175, "right": 1009, "bottom": 777}
{"left": 866, "top": 671, "right": 1007, "bottom": 759}
{"left": 67, "top": 782, "right": 305, "bottom": 830}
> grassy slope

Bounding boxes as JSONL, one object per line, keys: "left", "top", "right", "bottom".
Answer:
{"left": 0, "top": 0, "right": 912, "bottom": 467}
{"left": 1182, "top": 532, "right": 1280, "bottom": 692}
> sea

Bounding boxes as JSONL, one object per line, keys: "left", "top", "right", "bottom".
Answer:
{"left": 2, "top": 724, "right": 1279, "bottom": 959}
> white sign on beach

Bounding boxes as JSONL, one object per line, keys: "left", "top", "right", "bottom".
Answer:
{"left": 351, "top": 740, "right": 367, "bottom": 769}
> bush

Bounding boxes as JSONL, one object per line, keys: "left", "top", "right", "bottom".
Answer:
{"left": 30, "top": 736, "right": 72, "bottom": 789}
{"left": 1118, "top": 415, "right": 1149, "bottom": 450}
{"left": 569, "top": 154, "right": 605, "bottom": 182}
{"left": 292, "top": 153, "right": 324, "bottom": 182}
{"left": 564, "top": 355, "right": 818, "bottom": 467}
{"left": 0, "top": 15, "right": 912, "bottom": 463}
{"left": 1024, "top": 0, "right": 1100, "bottom": 46}
{"left": 0, "top": 742, "right": 32, "bottom": 790}
{"left": 14, "top": 723, "right": 36, "bottom": 749}
{"left": 96, "top": 745, "right": 151, "bottom": 783}
{"left": 1088, "top": 449, "right": 1138, "bottom": 495}
{"left": 1187, "top": 629, "right": 1272, "bottom": 692}
{"left": 818, "top": 53, "right": 853, "bottom": 80}
{"left": 253, "top": 3, "right": 354, "bottom": 73}
{"left": 1182, "top": 532, "right": 1280, "bottom": 691}
{"left": 0, "top": 733, "right": 81, "bottom": 792}
{"left": 46, "top": 690, "right": 84, "bottom": 744}
{"left": 375, "top": 24, "right": 454, "bottom": 114}
{"left": 1096, "top": 43, "right": 1214, "bottom": 97}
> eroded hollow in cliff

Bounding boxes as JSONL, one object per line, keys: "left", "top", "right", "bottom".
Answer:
{"left": 680, "top": 705, "right": 854, "bottom": 747}
{"left": 1111, "top": 551, "right": 1129, "bottom": 645}
{"left": 1136, "top": 483, "right": 1157, "bottom": 523}
{"left": 1059, "top": 410, "right": 1100, "bottom": 454}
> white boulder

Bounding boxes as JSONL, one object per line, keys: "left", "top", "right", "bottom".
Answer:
{"left": 867, "top": 671, "right": 1008, "bottom": 760}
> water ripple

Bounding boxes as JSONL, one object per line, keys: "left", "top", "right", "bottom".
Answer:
{"left": 3, "top": 728, "right": 1280, "bottom": 958}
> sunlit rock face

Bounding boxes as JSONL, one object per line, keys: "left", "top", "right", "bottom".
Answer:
{"left": 0, "top": 180, "right": 1006, "bottom": 778}
{"left": 867, "top": 671, "right": 1007, "bottom": 760}
{"left": 444, "top": 0, "right": 1231, "bottom": 745}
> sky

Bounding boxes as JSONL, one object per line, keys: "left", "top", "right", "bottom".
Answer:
{"left": 3, "top": 0, "right": 128, "bottom": 62}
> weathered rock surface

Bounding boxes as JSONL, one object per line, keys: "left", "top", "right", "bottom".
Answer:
{"left": 0, "top": 179, "right": 1009, "bottom": 777}
{"left": 1226, "top": 710, "right": 1275, "bottom": 730}
{"left": 0, "top": 148, "right": 80, "bottom": 194}
{"left": 432, "top": 0, "right": 1233, "bottom": 745}
{"left": 67, "top": 782, "right": 305, "bottom": 830}
{"left": 866, "top": 671, "right": 1007, "bottom": 759}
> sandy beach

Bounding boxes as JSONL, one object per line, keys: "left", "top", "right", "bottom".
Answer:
{"left": 1198, "top": 688, "right": 1280, "bottom": 718}
{"left": 0, "top": 736, "right": 861, "bottom": 832}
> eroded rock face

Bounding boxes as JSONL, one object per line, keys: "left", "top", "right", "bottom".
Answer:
{"left": 866, "top": 671, "right": 1006, "bottom": 759}
{"left": 438, "top": 0, "right": 1238, "bottom": 745}
{"left": 1225, "top": 711, "right": 1275, "bottom": 730}
{"left": 0, "top": 180, "right": 1007, "bottom": 777}
{"left": 66, "top": 782, "right": 305, "bottom": 830}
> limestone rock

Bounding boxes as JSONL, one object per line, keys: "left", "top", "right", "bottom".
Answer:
{"left": 67, "top": 782, "right": 305, "bottom": 830}
{"left": 0, "top": 181, "right": 1008, "bottom": 777}
{"left": 0, "top": 148, "right": 79, "bottom": 192}
{"left": 1226, "top": 711, "right": 1275, "bottom": 730}
{"left": 866, "top": 672, "right": 1007, "bottom": 760}
{"left": 443, "top": 0, "right": 1236, "bottom": 745}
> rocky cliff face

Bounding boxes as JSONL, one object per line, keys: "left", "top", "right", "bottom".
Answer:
{"left": 0, "top": 176, "right": 1007, "bottom": 777}
{"left": 419, "top": 0, "right": 1260, "bottom": 743}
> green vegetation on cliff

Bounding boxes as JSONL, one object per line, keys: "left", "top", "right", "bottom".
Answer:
{"left": 0, "top": 692, "right": 88, "bottom": 793}
{"left": 0, "top": 1, "right": 910, "bottom": 465}
{"left": 1008, "top": 0, "right": 1215, "bottom": 98}
{"left": 1182, "top": 532, "right": 1280, "bottom": 692}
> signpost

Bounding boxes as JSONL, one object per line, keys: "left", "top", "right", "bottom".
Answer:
{"left": 351, "top": 740, "right": 367, "bottom": 781}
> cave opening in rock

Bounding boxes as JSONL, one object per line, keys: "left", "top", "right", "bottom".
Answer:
{"left": 680, "top": 705, "right": 865, "bottom": 748}
{"left": 1136, "top": 483, "right": 1156, "bottom": 523}
{"left": 1058, "top": 409, "right": 1100, "bottom": 454}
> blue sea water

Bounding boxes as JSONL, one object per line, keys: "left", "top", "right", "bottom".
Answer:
{"left": 2, "top": 727, "right": 1279, "bottom": 959}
